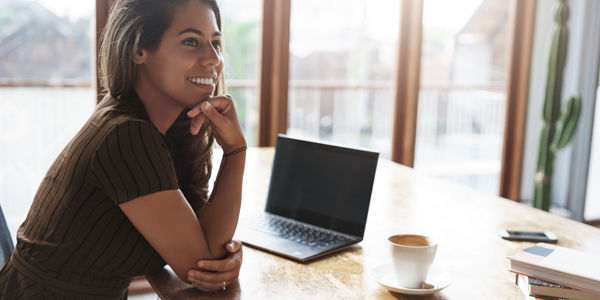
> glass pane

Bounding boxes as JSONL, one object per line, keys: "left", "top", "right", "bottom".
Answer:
{"left": 584, "top": 72, "right": 600, "bottom": 220}
{"left": 287, "top": 0, "right": 400, "bottom": 158}
{"left": 0, "top": 0, "right": 95, "bottom": 240}
{"left": 220, "top": 0, "right": 262, "bottom": 146}
{"left": 414, "top": 0, "right": 510, "bottom": 195}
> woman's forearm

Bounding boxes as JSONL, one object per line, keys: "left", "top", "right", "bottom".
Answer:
{"left": 197, "top": 150, "right": 245, "bottom": 258}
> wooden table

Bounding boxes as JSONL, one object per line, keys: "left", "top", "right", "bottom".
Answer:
{"left": 146, "top": 147, "right": 600, "bottom": 299}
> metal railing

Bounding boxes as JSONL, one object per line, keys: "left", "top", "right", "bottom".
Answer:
{"left": 227, "top": 79, "right": 506, "bottom": 194}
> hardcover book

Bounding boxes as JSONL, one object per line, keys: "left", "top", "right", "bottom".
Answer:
{"left": 515, "top": 274, "right": 563, "bottom": 300}
{"left": 528, "top": 277, "right": 598, "bottom": 300}
{"left": 508, "top": 243, "right": 600, "bottom": 295}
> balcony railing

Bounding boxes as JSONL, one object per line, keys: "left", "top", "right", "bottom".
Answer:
{"left": 227, "top": 79, "right": 506, "bottom": 194}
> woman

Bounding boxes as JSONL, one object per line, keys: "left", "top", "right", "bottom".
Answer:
{"left": 0, "top": 0, "right": 245, "bottom": 298}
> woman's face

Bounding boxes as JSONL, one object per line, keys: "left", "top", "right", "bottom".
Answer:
{"left": 135, "top": 0, "right": 223, "bottom": 108}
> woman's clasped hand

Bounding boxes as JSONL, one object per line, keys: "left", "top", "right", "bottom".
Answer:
{"left": 188, "top": 240, "right": 243, "bottom": 291}
{"left": 187, "top": 95, "right": 247, "bottom": 153}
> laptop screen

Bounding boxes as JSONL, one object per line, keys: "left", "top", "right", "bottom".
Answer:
{"left": 265, "top": 135, "right": 379, "bottom": 237}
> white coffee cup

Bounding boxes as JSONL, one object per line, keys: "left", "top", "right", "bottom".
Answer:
{"left": 388, "top": 234, "right": 438, "bottom": 288}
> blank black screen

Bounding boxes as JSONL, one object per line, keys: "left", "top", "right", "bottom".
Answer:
{"left": 265, "top": 135, "right": 379, "bottom": 237}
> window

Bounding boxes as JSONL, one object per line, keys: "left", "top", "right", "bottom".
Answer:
{"left": 0, "top": 0, "right": 95, "bottom": 240}
{"left": 220, "top": 0, "right": 262, "bottom": 146}
{"left": 414, "top": 0, "right": 510, "bottom": 194}
{"left": 286, "top": 0, "right": 400, "bottom": 157}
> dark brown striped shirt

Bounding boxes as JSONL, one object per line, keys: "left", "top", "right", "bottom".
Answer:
{"left": 0, "top": 94, "right": 179, "bottom": 299}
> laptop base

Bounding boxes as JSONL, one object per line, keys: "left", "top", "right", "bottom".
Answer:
{"left": 239, "top": 227, "right": 360, "bottom": 262}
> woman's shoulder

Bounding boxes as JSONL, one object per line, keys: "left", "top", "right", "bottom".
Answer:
{"left": 89, "top": 96, "right": 179, "bottom": 204}
{"left": 81, "top": 95, "right": 170, "bottom": 168}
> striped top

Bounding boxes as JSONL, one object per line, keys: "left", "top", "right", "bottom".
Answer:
{"left": 0, "top": 94, "right": 181, "bottom": 299}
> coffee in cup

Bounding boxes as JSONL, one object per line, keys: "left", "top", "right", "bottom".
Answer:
{"left": 388, "top": 234, "right": 438, "bottom": 288}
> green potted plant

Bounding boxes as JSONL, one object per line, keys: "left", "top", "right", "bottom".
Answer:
{"left": 534, "top": 0, "right": 581, "bottom": 211}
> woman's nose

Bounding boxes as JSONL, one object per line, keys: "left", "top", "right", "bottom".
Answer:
{"left": 200, "top": 45, "right": 221, "bottom": 67}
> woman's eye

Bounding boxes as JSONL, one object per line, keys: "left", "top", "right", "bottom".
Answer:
{"left": 212, "top": 40, "right": 223, "bottom": 50}
{"left": 183, "top": 38, "right": 198, "bottom": 47}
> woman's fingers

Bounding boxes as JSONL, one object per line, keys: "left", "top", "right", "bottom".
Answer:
{"left": 199, "top": 101, "right": 228, "bottom": 127}
{"left": 190, "top": 114, "right": 206, "bottom": 135}
{"left": 189, "top": 268, "right": 239, "bottom": 285}
{"left": 226, "top": 240, "right": 242, "bottom": 253}
{"left": 187, "top": 95, "right": 231, "bottom": 118}
{"left": 196, "top": 250, "right": 242, "bottom": 272}
{"left": 186, "top": 98, "right": 210, "bottom": 118}
{"left": 206, "top": 94, "right": 233, "bottom": 112}
{"left": 190, "top": 278, "right": 236, "bottom": 292}
{"left": 187, "top": 98, "right": 227, "bottom": 136}
{"left": 186, "top": 94, "right": 246, "bottom": 148}
{"left": 189, "top": 280, "right": 220, "bottom": 292}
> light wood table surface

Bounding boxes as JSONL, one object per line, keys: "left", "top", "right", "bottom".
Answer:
{"left": 146, "top": 147, "right": 600, "bottom": 299}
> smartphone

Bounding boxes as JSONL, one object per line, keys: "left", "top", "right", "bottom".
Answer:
{"left": 498, "top": 229, "right": 558, "bottom": 243}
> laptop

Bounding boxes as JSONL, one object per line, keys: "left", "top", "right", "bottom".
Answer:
{"left": 238, "top": 134, "right": 379, "bottom": 262}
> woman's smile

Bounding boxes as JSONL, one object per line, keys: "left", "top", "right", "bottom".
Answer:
{"left": 186, "top": 76, "right": 216, "bottom": 93}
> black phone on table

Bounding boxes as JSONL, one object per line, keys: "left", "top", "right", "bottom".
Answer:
{"left": 498, "top": 229, "right": 558, "bottom": 243}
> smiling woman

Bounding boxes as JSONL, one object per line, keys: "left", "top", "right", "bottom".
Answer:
{"left": 0, "top": 0, "right": 246, "bottom": 298}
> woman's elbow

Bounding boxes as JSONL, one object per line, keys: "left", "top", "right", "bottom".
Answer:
{"left": 171, "top": 267, "right": 193, "bottom": 284}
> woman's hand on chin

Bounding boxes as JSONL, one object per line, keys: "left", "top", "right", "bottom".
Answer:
{"left": 187, "top": 95, "right": 246, "bottom": 153}
{"left": 187, "top": 240, "right": 243, "bottom": 292}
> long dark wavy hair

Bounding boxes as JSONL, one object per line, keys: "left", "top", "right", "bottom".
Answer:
{"left": 98, "top": 0, "right": 224, "bottom": 211}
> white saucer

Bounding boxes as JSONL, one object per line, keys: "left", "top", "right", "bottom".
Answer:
{"left": 370, "top": 264, "right": 452, "bottom": 295}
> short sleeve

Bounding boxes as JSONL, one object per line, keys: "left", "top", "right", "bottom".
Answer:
{"left": 92, "top": 120, "right": 179, "bottom": 205}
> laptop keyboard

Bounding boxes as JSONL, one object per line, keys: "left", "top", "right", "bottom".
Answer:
{"left": 256, "top": 214, "right": 354, "bottom": 249}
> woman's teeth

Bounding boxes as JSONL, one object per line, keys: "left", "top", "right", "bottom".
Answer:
{"left": 187, "top": 77, "right": 214, "bottom": 85}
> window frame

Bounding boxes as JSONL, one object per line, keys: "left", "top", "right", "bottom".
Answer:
{"left": 258, "top": 0, "right": 290, "bottom": 146}
{"left": 500, "top": 0, "right": 537, "bottom": 200}
{"left": 95, "top": 0, "right": 114, "bottom": 102}
{"left": 391, "top": 0, "right": 423, "bottom": 167}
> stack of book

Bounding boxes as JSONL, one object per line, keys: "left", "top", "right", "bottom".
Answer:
{"left": 508, "top": 243, "right": 600, "bottom": 300}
